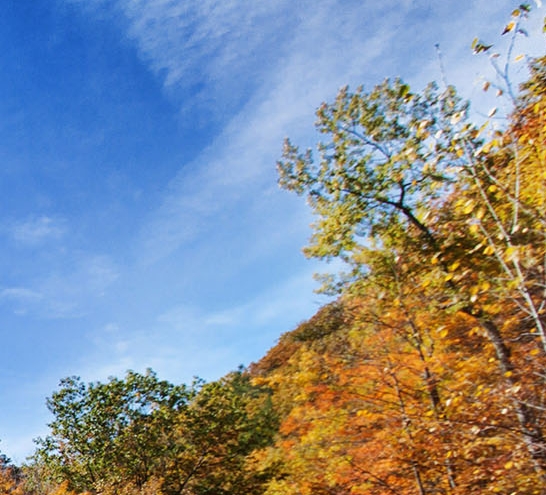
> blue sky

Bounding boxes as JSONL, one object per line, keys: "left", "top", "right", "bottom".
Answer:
{"left": 0, "top": 0, "right": 543, "bottom": 461}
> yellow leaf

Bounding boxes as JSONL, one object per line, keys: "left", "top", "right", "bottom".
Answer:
{"left": 444, "top": 273, "right": 454, "bottom": 282}
{"left": 530, "top": 348, "right": 540, "bottom": 356}
{"left": 503, "top": 21, "right": 515, "bottom": 34}
{"left": 504, "top": 460, "right": 514, "bottom": 469}
{"left": 439, "top": 329, "right": 449, "bottom": 338}
{"left": 504, "top": 371, "right": 513, "bottom": 378}
{"left": 449, "top": 261, "right": 460, "bottom": 272}
{"left": 463, "top": 201, "right": 475, "bottom": 214}
{"left": 488, "top": 184, "right": 498, "bottom": 193}
{"left": 475, "top": 208, "right": 485, "bottom": 220}
{"left": 481, "top": 281, "right": 491, "bottom": 291}
{"left": 481, "top": 142, "right": 492, "bottom": 154}
{"left": 504, "top": 246, "right": 518, "bottom": 260}
{"left": 483, "top": 245, "right": 495, "bottom": 255}
{"left": 514, "top": 54, "right": 525, "bottom": 62}
{"left": 507, "top": 278, "right": 522, "bottom": 289}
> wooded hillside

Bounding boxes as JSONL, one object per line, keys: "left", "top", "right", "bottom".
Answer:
{"left": 1, "top": 5, "right": 545, "bottom": 495}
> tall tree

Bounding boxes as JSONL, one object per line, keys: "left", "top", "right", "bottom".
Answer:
{"left": 276, "top": 5, "right": 546, "bottom": 487}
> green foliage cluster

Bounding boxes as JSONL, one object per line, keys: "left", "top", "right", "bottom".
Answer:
{"left": 30, "top": 370, "right": 188, "bottom": 493}
{"left": 21, "top": 370, "right": 278, "bottom": 495}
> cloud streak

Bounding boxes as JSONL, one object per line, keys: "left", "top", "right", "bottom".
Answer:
{"left": 10, "top": 216, "right": 66, "bottom": 245}
{"left": 0, "top": 254, "right": 119, "bottom": 318}
{"left": 67, "top": 0, "right": 546, "bottom": 269}
{"left": 122, "top": 1, "right": 405, "bottom": 264}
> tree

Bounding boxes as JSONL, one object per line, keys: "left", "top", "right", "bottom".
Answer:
{"left": 28, "top": 368, "right": 279, "bottom": 495}
{"left": 276, "top": 4, "right": 546, "bottom": 487}
{"left": 164, "top": 370, "right": 278, "bottom": 495}
{"left": 31, "top": 369, "right": 189, "bottom": 494}
{"left": 277, "top": 75, "right": 476, "bottom": 279}
{"left": 0, "top": 453, "right": 24, "bottom": 495}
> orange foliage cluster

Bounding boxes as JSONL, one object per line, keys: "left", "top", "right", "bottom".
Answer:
{"left": 251, "top": 14, "right": 546, "bottom": 494}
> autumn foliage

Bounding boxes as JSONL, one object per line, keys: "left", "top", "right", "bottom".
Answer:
{"left": 260, "top": 6, "right": 546, "bottom": 494}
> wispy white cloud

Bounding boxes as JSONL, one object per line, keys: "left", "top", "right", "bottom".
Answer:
{"left": 68, "top": 0, "right": 544, "bottom": 268}
{"left": 65, "top": 0, "right": 296, "bottom": 120}
{"left": 0, "top": 254, "right": 119, "bottom": 318}
{"left": 130, "top": 2, "right": 403, "bottom": 264}
{"left": 0, "top": 287, "right": 44, "bottom": 315}
{"left": 0, "top": 287, "right": 43, "bottom": 301}
{"left": 66, "top": 0, "right": 440, "bottom": 120}
{"left": 10, "top": 216, "right": 66, "bottom": 245}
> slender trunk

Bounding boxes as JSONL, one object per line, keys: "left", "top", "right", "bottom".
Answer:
{"left": 402, "top": 305, "right": 457, "bottom": 491}
{"left": 411, "top": 463, "right": 426, "bottom": 495}
{"left": 472, "top": 312, "right": 546, "bottom": 479}
{"left": 389, "top": 362, "right": 427, "bottom": 495}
